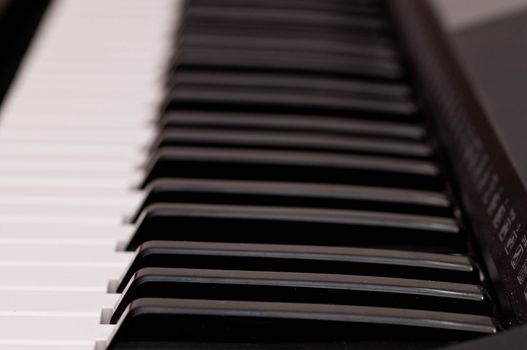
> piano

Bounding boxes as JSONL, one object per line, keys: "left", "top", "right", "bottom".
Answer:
{"left": 0, "top": 0, "right": 526, "bottom": 349}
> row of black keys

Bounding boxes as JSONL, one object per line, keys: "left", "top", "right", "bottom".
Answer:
{"left": 104, "top": 0, "right": 497, "bottom": 349}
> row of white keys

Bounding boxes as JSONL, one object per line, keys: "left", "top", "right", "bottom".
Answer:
{"left": 0, "top": 0, "right": 179, "bottom": 348}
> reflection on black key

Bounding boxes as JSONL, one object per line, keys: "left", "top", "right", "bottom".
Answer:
{"left": 106, "top": 298, "right": 495, "bottom": 349}
{"left": 170, "top": 70, "right": 410, "bottom": 100}
{"left": 149, "top": 129, "right": 431, "bottom": 158}
{"left": 111, "top": 267, "right": 488, "bottom": 323}
{"left": 177, "top": 35, "right": 398, "bottom": 60}
{"left": 166, "top": 85, "right": 416, "bottom": 117}
{"left": 140, "top": 147, "right": 441, "bottom": 190}
{"left": 131, "top": 179, "right": 451, "bottom": 222}
{"left": 172, "top": 49, "right": 404, "bottom": 81}
{"left": 116, "top": 241, "right": 477, "bottom": 292}
{"left": 183, "top": 6, "right": 387, "bottom": 32}
{"left": 160, "top": 111, "right": 427, "bottom": 140}
{"left": 125, "top": 203, "right": 461, "bottom": 252}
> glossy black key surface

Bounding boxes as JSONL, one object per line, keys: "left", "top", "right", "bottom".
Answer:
{"left": 106, "top": 299, "right": 495, "bottom": 349}
{"left": 125, "top": 203, "right": 461, "bottom": 251}
{"left": 187, "top": 0, "right": 384, "bottom": 16}
{"left": 116, "top": 241, "right": 477, "bottom": 292}
{"left": 181, "top": 22, "right": 392, "bottom": 47}
{"left": 159, "top": 111, "right": 427, "bottom": 140}
{"left": 131, "top": 179, "right": 451, "bottom": 221}
{"left": 177, "top": 35, "right": 398, "bottom": 60}
{"left": 148, "top": 129, "right": 431, "bottom": 158}
{"left": 111, "top": 267, "right": 488, "bottom": 323}
{"left": 182, "top": 6, "right": 387, "bottom": 32}
{"left": 171, "top": 49, "right": 404, "bottom": 82}
{"left": 170, "top": 71, "right": 410, "bottom": 100}
{"left": 140, "top": 147, "right": 442, "bottom": 190}
{"left": 165, "top": 84, "right": 416, "bottom": 117}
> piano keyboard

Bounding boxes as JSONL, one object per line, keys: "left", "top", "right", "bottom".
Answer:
{"left": 0, "top": 0, "right": 499, "bottom": 349}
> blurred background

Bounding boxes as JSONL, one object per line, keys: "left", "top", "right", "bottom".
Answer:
{"left": 435, "top": 0, "right": 527, "bottom": 183}
{"left": 433, "top": 0, "right": 527, "bottom": 29}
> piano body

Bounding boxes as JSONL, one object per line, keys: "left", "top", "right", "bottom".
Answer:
{"left": 0, "top": 0, "right": 526, "bottom": 349}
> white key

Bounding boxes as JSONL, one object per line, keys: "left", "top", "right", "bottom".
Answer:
{"left": 0, "top": 190, "right": 141, "bottom": 204}
{"left": 1, "top": 117, "right": 155, "bottom": 129}
{"left": 0, "top": 243, "right": 132, "bottom": 265}
{"left": 0, "top": 176, "right": 140, "bottom": 189}
{"left": 0, "top": 345, "right": 94, "bottom": 350}
{"left": 0, "top": 142, "right": 144, "bottom": 161}
{"left": 0, "top": 290, "right": 119, "bottom": 314}
{"left": 0, "top": 0, "right": 180, "bottom": 347}
{"left": 0, "top": 265, "right": 126, "bottom": 291}
{"left": 0, "top": 128, "right": 155, "bottom": 144}
{"left": 0, "top": 222, "right": 133, "bottom": 241}
{"left": 0, "top": 204, "right": 134, "bottom": 220}
{"left": 0, "top": 161, "right": 141, "bottom": 179}
{"left": 0, "top": 316, "right": 114, "bottom": 346}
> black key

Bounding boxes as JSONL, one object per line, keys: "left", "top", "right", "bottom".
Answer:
{"left": 115, "top": 241, "right": 477, "bottom": 292}
{"left": 159, "top": 111, "right": 426, "bottom": 140}
{"left": 106, "top": 298, "right": 496, "bottom": 349}
{"left": 186, "top": 0, "right": 384, "bottom": 17}
{"left": 181, "top": 22, "right": 392, "bottom": 47}
{"left": 125, "top": 203, "right": 461, "bottom": 251}
{"left": 131, "top": 179, "right": 450, "bottom": 221}
{"left": 140, "top": 147, "right": 441, "bottom": 190}
{"left": 170, "top": 70, "right": 410, "bottom": 100}
{"left": 165, "top": 85, "right": 416, "bottom": 118}
{"left": 148, "top": 129, "right": 431, "bottom": 158}
{"left": 171, "top": 48, "right": 404, "bottom": 81}
{"left": 111, "top": 268, "right": 488, "bottom": 323}
{"left": 177, "top": 35, "right": 397, "bottom": 60}
{"left": 183, "top": 6, "right": 386, "bottom": 32}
